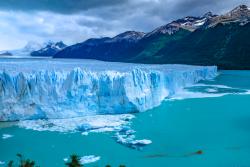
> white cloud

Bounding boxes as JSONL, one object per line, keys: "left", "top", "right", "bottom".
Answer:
{"left": 0, "top": 11, "right": 127, "bottom": 50}
{"left": 0, "top": 0, "right": 249, "bottom": 50}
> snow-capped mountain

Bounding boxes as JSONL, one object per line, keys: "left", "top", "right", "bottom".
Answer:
{"left": 0, "top": 41, "right": 67, "bottom": 57}
{"left": 31, "top": 41, "right": 67, "bottom": 57}
{"left": 83, "top": 31, "right": 145, "bottom": 45}
{"left": 22, "top": 41, "right": 44, "bottom": 53}
{"left": 108, "top": 31, "right": 146, "bottom": 42}
{"left": 145, "top": 12, "right": 217, "bottom": 37}
{"left": 205, "top": 5, "right": 250, "bottom": 27}
{"left": 0, "top": 41, "right": 43, "bottom": 57}
{"left": 55, "top": 4, "right": 250, "bottom": 69}
{"left": 54, "top": 31, "right": 145, "bottom": 60}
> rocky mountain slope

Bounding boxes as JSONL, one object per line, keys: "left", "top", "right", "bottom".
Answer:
{"left": 55, "top": 5, "right": 250, "bottom": 69}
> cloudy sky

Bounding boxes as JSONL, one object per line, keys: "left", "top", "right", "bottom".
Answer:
{"left": 0, "top": 0, "right": 249, "bottom": 50}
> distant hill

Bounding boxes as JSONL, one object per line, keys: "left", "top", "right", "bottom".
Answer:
{"left": 55, "top": 5, "right": 250, "bottom": 70}
{"left": 0, "top": 41, "right": 43, "bottom": 57}
{"left": 0, "top": 51, "right": 12, "bottom": 56}
{"left": 0, "top": 41, "right": 67, "bottom": 57}
{"left": 54, "top": 31, "right": 145, "bottom": 61}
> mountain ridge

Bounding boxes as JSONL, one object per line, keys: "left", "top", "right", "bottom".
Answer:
{"left": 4, "top": 4, "right": 247, "bottom": 70}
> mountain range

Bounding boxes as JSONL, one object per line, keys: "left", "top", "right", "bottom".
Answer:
{"left": 54, "top": 5, "right": 250, "bottom": 70}
{"left": 0, "top": 41, "right": 67, "bottom": 57}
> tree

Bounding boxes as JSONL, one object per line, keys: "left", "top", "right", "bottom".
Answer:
{"left": 17, "top": 154, "right": 36, "bottom": 167}
{"left": 7, "top": 160, "right": 14, "bottom": 167}
{"left": 65, "top": 155, "right": 83, "bottom": 167}
{"left": 7, "top": 154, "right": 38, "bottom": 167}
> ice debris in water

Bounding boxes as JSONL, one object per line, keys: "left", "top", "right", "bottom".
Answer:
{"left": 63, "top": 158, "right": 68, "bottom": 162}
{"left": 0, "top": 161, "right": 5, "bottom": 165}
{"left": 18, "top": 114, "right": 151, "bottom": 150}
{"left": 171, "top": 83, "right": 250, "bottom": 100}
{"left": 2, "top": 134, "right": 13, "bottom": 139}
{"left": 18, "top": 114, "right": 134, "bottom": 133}
{"left": 113, "top": 126, "right": 152, "bottom": 150}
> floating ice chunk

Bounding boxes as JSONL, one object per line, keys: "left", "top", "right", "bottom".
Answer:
{"left": 2, "top": 134, "right": 13, "bottom": 139}
{"left": 131, "top": 139, "right": 152, "bottom": 146}
{"left": 80, "top": 155, "right": 100, "bottom": 164}
{"left": 63, "top": 155, "right": 100, "bottom": 164}
{"left": 81, "top": 132, "right": 89, "bottom": 136}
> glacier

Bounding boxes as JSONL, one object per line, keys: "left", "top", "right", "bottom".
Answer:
{"left": 0, "top": 59, "right": 217, "bottom": 121}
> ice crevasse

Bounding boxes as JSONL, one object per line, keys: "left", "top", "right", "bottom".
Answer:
{"left": 0, "top": 60, "right": 217, "bottom": 121}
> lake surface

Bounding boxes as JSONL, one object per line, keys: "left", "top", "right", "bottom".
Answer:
{"left": 1, "top": 70, "right": 250, "bottom": 167}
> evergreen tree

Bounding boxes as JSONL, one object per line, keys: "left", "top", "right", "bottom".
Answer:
{"left": 17, "top": 154, "right": 36, "bottom": 167}
{"left": 65, "top": 155, "right": 83, "bottom": 167}
{"left": 7, "top": 160, "right": 14, "bottom": 167}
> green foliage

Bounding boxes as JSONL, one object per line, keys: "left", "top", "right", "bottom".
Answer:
{"left": 7, "top": 154, "right": 38, "bottom": 167}
{"left": 65, "top": 155, "right": 83, "bottom": 167}
{"left": 17, "top": 154, "right": 37, "bottom": 167}
{"left": 7, "top": 160, "right": 14, "bottom": 167}
{"left": 130, "top": 29, "right": 190, "bottom": 63}
{"left": 130, "top": 22, "right": 250, "bottom": 69}
{"left": 6, "top": 154, "right": 127, "bottom": 167}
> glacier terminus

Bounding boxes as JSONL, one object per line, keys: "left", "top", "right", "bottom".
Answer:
{"left": 0, "top": 59, "right": 217, "bottom": 121}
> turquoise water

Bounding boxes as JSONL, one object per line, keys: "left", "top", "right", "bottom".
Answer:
{"left": 1, "top": 70, "right": 250, "bottom": 167}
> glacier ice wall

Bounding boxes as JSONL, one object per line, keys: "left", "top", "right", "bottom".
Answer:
{"left": 0, "top": 59, "right": 217, "bottom": 121}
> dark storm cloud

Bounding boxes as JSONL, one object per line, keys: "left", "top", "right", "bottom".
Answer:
{"left": 0, "top": 0, "right": 250, "bottom": 50}
{"left": 0, "top": 0, "right": 128, "bottom": 14}
{"left": 140, "top": 0, "right": 250, "bottom": 23}
{"left": 171, "top": 0, "right": 250, "bottom": 16}
{"left": 75, "top": 0, "right": 250, "bottom": 33}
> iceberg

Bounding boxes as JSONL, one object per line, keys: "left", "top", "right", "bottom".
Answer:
{"left": 0, "top": 59, "right": 217, "bottom": 121}
{"left": 79, "top": 155, "right": 100, "bottom": 164}
{"left": 63, "top": 155, "right": 100, "bottom": 165}
{"left": 1, "top": 134, "right": 13, "bottom": 139}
